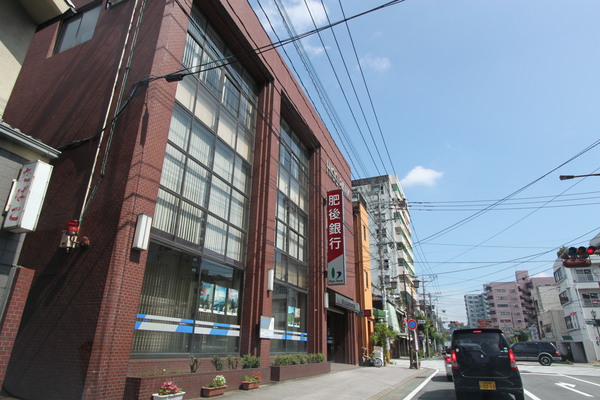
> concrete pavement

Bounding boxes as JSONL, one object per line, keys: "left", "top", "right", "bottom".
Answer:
{"left": 187, "top": 359, "right": 435, "bottom": 400}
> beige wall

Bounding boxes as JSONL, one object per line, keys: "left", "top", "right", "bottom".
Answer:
{"left": 0, "top": 1, "right": 36, "bottom": 117}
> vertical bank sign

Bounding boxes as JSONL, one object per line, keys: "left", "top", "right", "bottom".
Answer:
{"left": 327, "top": 189, "right": 346, "bottom": 285}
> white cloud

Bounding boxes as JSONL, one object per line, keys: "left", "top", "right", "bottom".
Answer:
{"left": 400, "top": 166, "right": 444, "bottom": 187}
{"left": 359, "top": 54, "right": 391, "bottom": 72}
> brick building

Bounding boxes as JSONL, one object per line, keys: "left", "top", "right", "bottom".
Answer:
{"left": 1, "top": 1, "right": 358, "bottom": 399}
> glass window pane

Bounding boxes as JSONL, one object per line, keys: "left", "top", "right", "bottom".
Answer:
{"left": 78, "top": 5, "right": 101, "bottom": 43}
{"left": 232, "top": 158, "right": 250, "bottom": 194}
{"left": 204, "top": 215, "right": 227, "bottom": 255}
{"left": 182, "top": 160, "right": 209, "bottom": 206}
{"left": 289, "top": 179, "right": 299, "bottom": 205}
{"left": 226, "top": 227, "right": 245, "bottom": 262}
{"left": 194, "top": 86, "right": 218, "bottom": 130}
{"left": 289, "top": 231, "right": 299, "bottom": 261}
{"left": 56, "top": 15, "right": 81, "bottom": 52}
{"left": 276, "top": 193, "right": 287, "bottom": 224}
{"left": 275, "top": 221, "right": 286, "bottom": 252}
{"left": 280, "top": 148, "right": 291, "bottom": 171}
{"left": 278, "top": 169, "right": 290, "bottom": 197}
{"left": 200, "top": 47, "right": 222, "bottom": 94}
{"left": 239, "top": 96, "right": 256, "bottom": 132}
{"left": 222, "top": 76, "right": 240, "bottom": 114}
{"left": 168, "top": 105, "right": 192, "bottom": 149}
{"left": 236, "top": 130, "right": 253, "bottom": 162}
{"left": 183, "top": 35, "right": 201, "bottom": 74}
{"left": 297, "top": 236, "right": 306, "bottom": 263}
{"left": 175, "top": 76, "right": 197, "bottom": 114}
{"left": 161, "top": 145, "right": 186, "bottom": 192}
{"left": 177, "top": 201, "right": 204, "bottom": 244}
{"left": 274, "top": 252, "right": 285, "bottom": 281}
{"left": 217, "top": 112, "right": 236, "bottom": 148}
{"left": 229, "top": 190, "right": 246, "bottom": 228}
{"left": 213, "top": 141, "right": 234, "bottom": 182}
{"left": 154, "top": 189, "right": 178, "bottom": 234}
{"left": 189, "top": 120, "right": 214, "bottom": 166}
{"left": 208, "top": 177, "right": 231, "bottom": 220}
{"left": 287, "top": 260, "right": 298, "bottom": 287}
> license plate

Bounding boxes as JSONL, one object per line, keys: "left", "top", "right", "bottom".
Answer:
{"left": 479, "top": 381, "right": 496, "bottom": 390}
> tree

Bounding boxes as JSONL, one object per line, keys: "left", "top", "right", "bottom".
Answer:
{"left": 370, "top": 322, "right": 398, "bottom": 365}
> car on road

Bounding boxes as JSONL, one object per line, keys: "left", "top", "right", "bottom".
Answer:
{"left": 510, "top": 341, "right": 562, "bottom": 366}
{"left": 451, "top": 328, "right": 524, "bottom": 400}
{"left": 443, "top": 348, "right": 452, "bottom": 381}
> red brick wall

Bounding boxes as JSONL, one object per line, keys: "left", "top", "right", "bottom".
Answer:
{"left": 0, "top": 267, "right": 34, "bottom": 387}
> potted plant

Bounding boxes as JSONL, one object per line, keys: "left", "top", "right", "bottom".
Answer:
{"left": 201, "top": 375, "right": 227, "bottom": 397}
{"left": 241, "top": 372, "right": 262, "bottom": 390}
{"left": 152, "top": 381, "right": 185, "bottom": 400}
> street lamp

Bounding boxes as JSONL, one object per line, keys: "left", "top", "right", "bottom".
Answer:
{"left": 559, "top": 173, "right": 600, "bottom": 180}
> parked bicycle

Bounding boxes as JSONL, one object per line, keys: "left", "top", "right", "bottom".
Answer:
{"left": 359, "top": 347, "right": 383, "bottom": 367}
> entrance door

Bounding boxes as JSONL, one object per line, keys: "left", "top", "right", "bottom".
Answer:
{"left": 327, "top": 309, "right": 347, "bottom": 363}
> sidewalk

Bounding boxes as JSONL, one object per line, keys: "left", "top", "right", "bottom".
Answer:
{"left": 186, "top": 359, "right": 433, "bottom": 400}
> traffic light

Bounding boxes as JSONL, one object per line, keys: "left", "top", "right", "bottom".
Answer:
{"left": 562, "top": 246, "right": 595, "bottom": 268}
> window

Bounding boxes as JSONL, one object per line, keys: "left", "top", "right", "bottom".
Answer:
{"left": 54, "top": 4, "right": 101, "bottom": 53}
{"left": 575, "top": 269, "right": 594, "bottom": 283}
{"left": 582, "top": 292, "right": 600, "bottom": 307}
{"left": 272, "top": 119, "right": 310, "bottom": 353}
{"left": 154, "top": 6, "right": 257, "bottom": 264}
{"left": 554, "top": 267, "right": 565, "bottom": 283}
{"left": 565, "top": 314, "right": 580, "bottom": 330}
{"left": 559, "top": 290, "right": 570, "bottom": 305}
{"left": 132, "top": 244, "right": 243, "bottom": 355}
{"left": 495, "top": 289, "right": 506, "bottom": 293}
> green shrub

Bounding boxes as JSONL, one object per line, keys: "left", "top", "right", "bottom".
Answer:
{"left": 273, "top": 355, "right": 292, "bottom": 366}
{"left": 212, "top": 355, "right": 224, "bottom": 371}
{"left": 308, "top": 353, "right": 325, "bottom": 363}
{"left": 241, "top": 353, "right": 260, "bottom": 369}
{"left": 227, "top": 355, "right": 239, "bottom": 370}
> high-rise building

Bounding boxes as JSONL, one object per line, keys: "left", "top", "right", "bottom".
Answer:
{"left": 1, "top": 1, "right": 359, "bottom": 399}
{"left": 464, "top": 293, "right": 488, "bottom": 328}
{"left": 352, "top": 175, "right": 416, "bottom": 356}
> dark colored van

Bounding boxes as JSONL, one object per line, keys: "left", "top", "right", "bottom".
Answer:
{"left": 510, "top": 341, "right": 562, "bottom": 365}
{"left": 451, "top": 328, "right": 524, "bottom": 400}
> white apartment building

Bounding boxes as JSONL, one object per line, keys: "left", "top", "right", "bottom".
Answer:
{"left": 465, "top": 293, "right": 489, "bottom": 328}
{"left": 552, "top": 241, "right": 600, "bottom": 362}
{"left": 352, "top": 175, "right": 416, "bottom": 356}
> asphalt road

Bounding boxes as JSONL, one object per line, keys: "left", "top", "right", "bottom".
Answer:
{"left": 398, "top": 359, "right": 600, "bottom": 400}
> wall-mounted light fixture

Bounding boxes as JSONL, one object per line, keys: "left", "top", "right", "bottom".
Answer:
{"left": 324, "top": 291, "right": 329, "bottom": 309}
{"left": 267, "top": 268, "right": 274, "bottom": 292}
{"left": 132, "top": 213, "right": 152, "bottom": 251}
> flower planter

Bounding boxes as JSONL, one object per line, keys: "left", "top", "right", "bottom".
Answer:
{"left": 201, "top": 386, "right": 227, "bottom": 397}
{"left": 152, "top": 392, "right": 185, "bottom": 400}
{"left": 241, "top": 381, "right": 260, "bottom": 390}
{"left": 270, "top": 362, "right": 330, "bottom": 382}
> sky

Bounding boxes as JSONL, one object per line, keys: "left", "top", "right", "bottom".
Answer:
{"left": 247, "top": 0, "right": 600, "bottom": 324}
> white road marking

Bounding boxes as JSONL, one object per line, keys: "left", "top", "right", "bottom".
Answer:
{"left": 560, "top": 374, "right": 600, "bottom": 387}
{"left": 402, "top": 369, "right": 438, "bottom": 400}
{"left": 555, "top": 382, "right": 593, "bottom": 397}
{"left": 524, "top": 388, "right": 543, "bottom": 400}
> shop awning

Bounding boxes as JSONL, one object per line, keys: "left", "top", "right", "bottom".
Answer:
{"left": 386, "top": 303, "right": 401, "bottom": 333}
{"left": 373, "top": 308, "right": 386, "bottom": 319}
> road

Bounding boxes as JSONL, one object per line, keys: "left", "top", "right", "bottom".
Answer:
{"left": 388, "top": 359, "right": 600, "bottom": 400}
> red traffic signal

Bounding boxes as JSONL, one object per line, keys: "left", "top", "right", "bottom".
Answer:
{"left": 66, "top": 220, "right": 79, "bottom": 236}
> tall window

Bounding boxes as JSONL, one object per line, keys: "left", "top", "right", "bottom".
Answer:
{"left": 54, "top": 4, "right": 101, "bottom": 53}
{"left": 153, "top": 5, "right": 257, "bottom": 264}
{"left": 272, "top": 119, "right": 310, "bottom": 353}
{"left": 133, "top": 5, "right": 257, "bottom": 355}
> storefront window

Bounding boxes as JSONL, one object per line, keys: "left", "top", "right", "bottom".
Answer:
{"left": 132, "top": 243, "right": 242, "bottom": 355}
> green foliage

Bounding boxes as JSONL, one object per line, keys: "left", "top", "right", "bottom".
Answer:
{"left": 508, "top": 329, "right": 531, "bottom": 344}
{"left": 241, "top": 353, "right": 260, "bottom": 369}
{"left": 227, "top": 355, "right": 239, "bottom": 370}
{"left": 272, "top": 353, "right": 324, "bottom": 366}
{"left": 370, "top": 322, "right": 398, "bottom": 355}
{"left": 212, "top": 355, "right": 224, "bottom": 371}
{"left": 308, "top": 353, "right": 325, "bottom": 363}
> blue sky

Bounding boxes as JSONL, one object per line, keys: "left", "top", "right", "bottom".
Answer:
{"left": 247, "top": 0, "right": 600, "bottom": 323}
